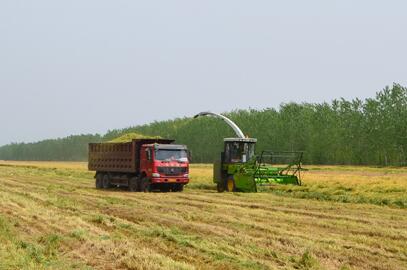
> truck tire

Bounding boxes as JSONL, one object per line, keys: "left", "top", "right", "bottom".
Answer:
{"left": 102, "top": 174, "right": 111, "bottom": 189}
{"left": 172, "top": 184, "right": 184, "bottom": 192}
{"left": 160, "top": 185, "right": 170, "bottom": 192}
{"left": 95, "top": 174, "right": 103, "bottom": 189}
{"left": 129, "top": 177, "right": 139, "bottom": 192}
{"left": 225, "top": 176, "right": 236, "bottom": 192}
{"left": 141, "top": 177, "right": 151, "bottom": 192}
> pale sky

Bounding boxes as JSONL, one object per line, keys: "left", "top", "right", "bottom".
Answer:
{"left": 0, "top": 0, "right": 406, "bottom": 146}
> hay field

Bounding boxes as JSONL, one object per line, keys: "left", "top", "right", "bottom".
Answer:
{"left": 0, "top": 161, "right": 406, "bottom": 270}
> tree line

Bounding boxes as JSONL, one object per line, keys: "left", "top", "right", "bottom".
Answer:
{"left": 1, "top": 84, "right": 406, "bottom": 165}
{"left": 0, "top": 135, "right": 102, "bottom": 161}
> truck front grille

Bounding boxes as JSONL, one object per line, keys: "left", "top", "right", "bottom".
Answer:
{"left": 157, "top": 167, "right": 187, "bottom": 176}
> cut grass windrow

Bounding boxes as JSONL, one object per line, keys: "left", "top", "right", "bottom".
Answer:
{"left": 0, "top": 161, "right": 406, "bottom": 269}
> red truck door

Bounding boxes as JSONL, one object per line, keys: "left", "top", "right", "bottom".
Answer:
{"left": 140, "top": 146, "right": 153, "bottom": 177}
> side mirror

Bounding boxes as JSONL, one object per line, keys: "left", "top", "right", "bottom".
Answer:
{"left": 188, "top": 150, "right": 192, "bottom": 162}
{"left": 146, "top": 149, "right": 152, "bottom": 161}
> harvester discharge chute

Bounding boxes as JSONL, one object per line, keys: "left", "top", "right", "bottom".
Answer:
{"left": 194, "top": 112, "right": 303, "bottom": 192}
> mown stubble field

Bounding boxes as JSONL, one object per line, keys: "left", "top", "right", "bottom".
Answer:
{"left": 0, "top": 161, "right": 406, "bottom": 270}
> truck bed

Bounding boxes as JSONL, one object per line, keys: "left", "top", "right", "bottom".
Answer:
{"left": 88, "top": 139, "right": 174, "bottom": 173}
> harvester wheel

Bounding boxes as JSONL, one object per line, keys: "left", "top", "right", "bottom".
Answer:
{"left": 141, "top": 177, "right": 151, "bottom": 192}
{"left": 216, "top": 182, "right": 225, "bottom": 193}
{"left": 102, "top": 174, "right": 111, "bottom": 189}
{"left": 95, "top": 174, "right": 103, "bottom": 189}
{"left": 226, "top": 176, "right": 236, "bottom": 192}
{"left": 129, "top": 177, "right": 138, "bottom": 192}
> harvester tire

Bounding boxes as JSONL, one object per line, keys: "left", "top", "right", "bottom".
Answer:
{"left": 102, "top": 174, "right": 111, "bottom": 189}
{"left": 129, "top": 177, "right": 139, "bottom": 192}
{"left": 95, "top": 174, "right": 103, "bottom": 189}
{"left": 141, "top": 177, "right": 151, "bottom": 192}
{"left": 216, "top": 182, "right": 225, "bottom": 193}
{"left": 226, "top": 176, "right": 236, "bottom": 192}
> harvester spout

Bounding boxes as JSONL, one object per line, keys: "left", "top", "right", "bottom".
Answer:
{"left": 193, "top": 112, "right": 246, "bottom": 139}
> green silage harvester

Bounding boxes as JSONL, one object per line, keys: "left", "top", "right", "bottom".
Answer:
{"left": 194, "top": 112, "right": 303, "bottom": 192}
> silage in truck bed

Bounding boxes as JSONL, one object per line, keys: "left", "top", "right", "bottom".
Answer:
{"left": 108, "top": 132, "right": 162, "bottom": 143}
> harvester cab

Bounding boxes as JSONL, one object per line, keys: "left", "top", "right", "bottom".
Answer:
{"left": 215, "top": 137, "right": 258, "bottom": 192}
{"left": 223, "top": 138, "right": 257, "bottom": 164}
{"left": 194, "top": 112, "right": 303, "bottom": 192}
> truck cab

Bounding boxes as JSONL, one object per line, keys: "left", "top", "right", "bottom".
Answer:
{"left": 140, "top": 143, "right": 189, "bottom": 191}
{"left": 89, "top": 138, "right": 190, "bottom": 192}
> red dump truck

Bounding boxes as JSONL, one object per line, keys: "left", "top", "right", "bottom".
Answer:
{"left": 88, "top": 139, "right": 190, "bottom": 192}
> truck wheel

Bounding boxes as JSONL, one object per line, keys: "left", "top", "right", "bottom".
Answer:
{"left": 177, "top": 184, "right": 184, "bottom": 192}
{"left": 225, "top": 176, "right": 236, "bottom": 192}
{"left": 141, "top": 177, "right": 151, "bottom": 192}
{"left": 102, "top": 174, "right": 111, "bottom": 189}
{"left": 129, "top": 177, "right": 138, "bottom": 192}
{"left": 172, "top": 184, "right": 183, "bottom": 192}
{"left": 136, "top": 177, "right": 143, "bottom": 192}
{"left": 95, "top": 174, "right": 103, "bottom": 189}
{"left": 160, "top": 185, "right": 170, "bottom": 192}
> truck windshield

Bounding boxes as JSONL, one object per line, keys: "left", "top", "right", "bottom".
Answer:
{"left": 155, "top": 149, "right": 188, "bottom": 162}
